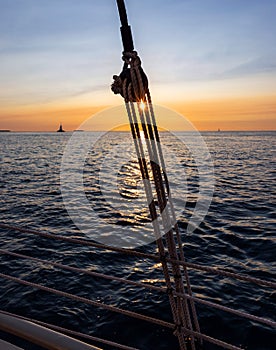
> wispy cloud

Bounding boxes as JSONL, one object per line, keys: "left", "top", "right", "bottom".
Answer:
{"left": 218, "top": 55, "right": 276, "bottom": 78}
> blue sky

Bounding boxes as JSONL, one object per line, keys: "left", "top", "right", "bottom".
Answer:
{"left": 0, "top": 0, "right": 275, "bottom": 130}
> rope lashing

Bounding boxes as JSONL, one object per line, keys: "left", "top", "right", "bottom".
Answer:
{"left": 111, "top": 51, "right": 148, "bottom": 102}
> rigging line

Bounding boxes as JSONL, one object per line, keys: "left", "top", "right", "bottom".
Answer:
{"left": 144, "top": 93, "right": 199, "bottom": 283}
{"left": 1, "top": 223, "right": 275, "bottom": 289}
{"left": 122, "top": 56, "right": 172, "bottom": 242}
{"left": 126, "top": 102, "right": 161, "bottom": 238}
{"left": 116, "top": 0, "right": 129, "bottom": 27}
{"left": 179, "top": 328, "right": 242, "bottom": 350}
{"left": 0, "top": 273, "right": 244, "bottom": 350}
{"left": 0, "top": 312, "right": 242, "bottom": 350}
{"left": 177, "top": 261, "right": 276, "bottom": 289}
{"left": 127, "top": 94, "right": 187, "bottom": 349}
{"left": 1, "top": 250, "right": 275, "bottom": 328}
{"left": 176, "top": 293, "right": 276, "bottom": 329}
{"left": 126, "top": 101, "right": 188, "bottom": 350}
{"left": 0, "top": 223, "right": 158, "bottom": 260}
{"left": 132, "top": 66, "right": 199, "bottom": 342}
{"left": 0, "top": 248, "right": 165, "bottom": 293}
{"left": 0, "top": 272, "right": 174, "bottom": 330}
{"left": 0, "top": 310, "right": 139, "bottom": 350}
{"left": 135, "top": 99, "right": 198, "bottom": 348}
{"left": 145, "top": 91, "right": 199, "bottom": 325}
{"left": 130, "top": 102, "right": 195, "bottom": 350}
{"left": 144, "top": 93, "right": 190, "bottom": 269}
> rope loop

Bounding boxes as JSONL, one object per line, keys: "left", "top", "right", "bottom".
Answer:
{"left": 111, "top": 51, "right": 148, "bottom": 102}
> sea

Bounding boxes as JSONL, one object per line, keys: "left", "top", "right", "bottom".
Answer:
{"left": 0, "top": 131, "right": 275, "bottom": 350}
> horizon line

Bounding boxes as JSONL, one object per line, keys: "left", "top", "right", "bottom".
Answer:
{"left": 1, "top": 129, "right": 275, "bottom": 133}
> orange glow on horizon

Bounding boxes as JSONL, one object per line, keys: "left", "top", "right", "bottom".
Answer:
{"left": 168, "top": 95, "right": 276, "bottom": 131}
{"left": 0, "top": 95, "right": 275, "bottom": 132}
{"left": 0, "top": 105, "right": 110, "bottom": 132}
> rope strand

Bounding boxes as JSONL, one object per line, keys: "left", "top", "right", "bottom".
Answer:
{"left": 1, "top": 223, "right": 274, "bottom": 289}
{"left": 0, "top": 272, "right": 175, "bottom": 329}
{"left": 126, "top": 101, "right": 188, "bottom": 350}
{"left": 0, "top": 273, "right": 246, "bottom": 350}
{"left": 1, "top": 248, "right": 274, "bottom": 328}
{"left": 111, "top": 50, "right": 193, "bottom": 348}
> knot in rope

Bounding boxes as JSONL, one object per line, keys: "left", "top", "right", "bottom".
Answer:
{"left": 111, "top": 51, "right": 148, "bottom": 102}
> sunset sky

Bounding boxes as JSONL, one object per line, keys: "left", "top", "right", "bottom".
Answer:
{"left": 0, "top": 0, "right": 275, "bottom": 131}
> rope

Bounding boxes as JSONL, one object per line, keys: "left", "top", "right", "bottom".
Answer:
{"left": 111, "top": 47, "right": 276, "bottom": 349}
{"left": 1, "top": 228, "right": 274, "bottom": 347}
{"left": 121, "top": 52, "right": 198, "bottom": 349}
{"left": 0, "top": 272, "right": 174, "bottom": 330}
{"left": 132, "top": 107, "right": 190, "bottom": 350}
{"left": 1, "top": 248, "right": 275, "bottom": 328}
{"left": 0, "top": 249, "right": 164, "bottom": 293}
{"left": 178, "top": 328, "right": 242, "bottom": 350}
{"left": 178, "top": 293, "right": 276, "bottom": 329}
{"left": 1, "top": 223, "right": 275, "bottom": 289}
{"left": 179, "top": 261, "right": 276, "bottom": 289}
{"left": 138, "top": 105, "right": 198, "bottom": 345}
{"left": 125, "top": 101, "right": 188, "bottom": 350}
{"left": 0, "top": 223, "right": 157, "bottom": 259}
{"left": 124, "top": 50, "right": 200, "bottom": 350}
{"left": 0, "top": 273, "right": 245, "bottom": 350}
{"left": 145, "top": 91, "right": 201, "bottom": 336}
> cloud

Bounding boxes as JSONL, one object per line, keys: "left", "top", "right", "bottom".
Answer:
{"left": 218, "top": 54, "right": 276, "bottom": 78}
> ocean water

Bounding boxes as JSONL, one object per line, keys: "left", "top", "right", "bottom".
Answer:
{"left": 0, "top": 131, "right": 275, "bottom": 350}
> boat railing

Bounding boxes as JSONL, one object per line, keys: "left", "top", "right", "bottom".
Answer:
{"left": 0, "top": 311, "right": 101, "bottom": 350}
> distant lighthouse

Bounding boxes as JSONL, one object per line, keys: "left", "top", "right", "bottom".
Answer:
{"left": 57, "top": 123, "right": 65, "bottom": 132}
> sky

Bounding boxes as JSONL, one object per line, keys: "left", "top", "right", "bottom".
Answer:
{"left": 0, "top": 0, "right": 275, "bottom": 131}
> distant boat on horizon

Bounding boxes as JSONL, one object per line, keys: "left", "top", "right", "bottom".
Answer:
{"left": 57, "top": 123, "right": 65, "bottom": 133}
{"left": 218, "top": 128, "right": 221, "bottom": 132}
{"left": 0, "top": 129, "right": 11, "bottom": 132}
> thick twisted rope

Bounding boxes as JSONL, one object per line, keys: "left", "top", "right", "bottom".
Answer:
{"left": 0, "top": 273, "right": 246, "bottom": 350}
{"left": 0, "top": 273, "right": 248, "bottom": 350}
{"left": 1, "top": 223, "right": 275, "bottom": 289}
{"left": 1, "top": 224, "right": 275, "bottom": 350}
{"left": 0, "top": 272, "right": 174, "bottom": 329}
{"left": 145, "top": 91, "right": 201, "bottom": 336}
{"left": 125, "top": 101, "right": 188, "bottom": 350}
{"left": 120, "top": 51, "right": 200, "bottom": 349}
{"left": 114, "top": 52, "right": 193, "bottom": 348}
{"left": 1, "top": 248, "right": 275, "bottom": 329}
{"left": 139, "top": 112, "right": 196, "bottom": 348}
